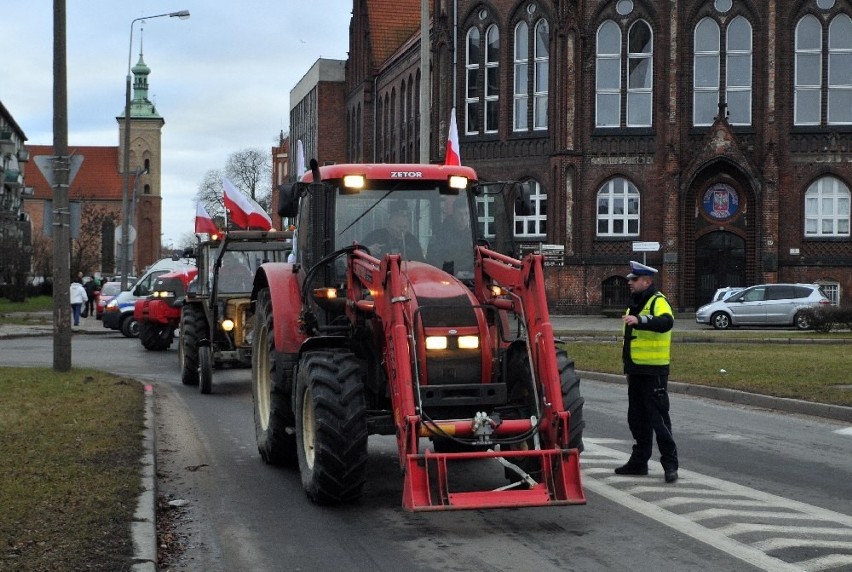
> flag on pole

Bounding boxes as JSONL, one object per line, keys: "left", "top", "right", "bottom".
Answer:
{"left": 194, "top": 202, "right": 218, "bottom": 234}
{"left": 222, "top": 177, "right": 273, "bottom": 231}
{"left": 296, "top": 139, "right": 307, "bottom": 178}
{"left": 444, "top": 107, "right": 461, "bottom": 166}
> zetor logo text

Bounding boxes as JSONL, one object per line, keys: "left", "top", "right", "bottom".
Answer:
{"left": 390, "top": 171, "right": 423, "bottom": 178}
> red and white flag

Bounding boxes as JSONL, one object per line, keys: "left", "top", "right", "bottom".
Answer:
{"left": 222, "top": 177, "right": 272, "bottom": 231}
{"left": 444, "top": 107, "right": 461, "bottom": 166}
{"left": 194, "top": 202, "right": 218, "bottom": 234}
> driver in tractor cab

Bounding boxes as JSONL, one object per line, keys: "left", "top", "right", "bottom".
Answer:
{"left": 363, "top": 202, "right": 425, "bottom": 262}
{"left": 427, "top": 195, "right": 474, "bottom": 278}
{"left": 218, "top": 251, "right": 253, "bottom": 293}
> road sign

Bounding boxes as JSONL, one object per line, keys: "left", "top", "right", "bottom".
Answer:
{"left": 632, "top": 241, "right": 661, "bottom": 252}
{"left": 33, "top": 154, "right": 84, "bottom": 187}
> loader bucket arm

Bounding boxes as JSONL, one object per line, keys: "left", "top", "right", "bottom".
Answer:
{"left": 345, "top": 246, "right": 584, "bottom": 511}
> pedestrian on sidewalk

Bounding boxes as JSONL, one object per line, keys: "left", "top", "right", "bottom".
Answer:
{"left": 615, "top": 261, "right": 679, "bottom": 483}
{"left": 70, "top": 277, "right": 88, "bottom": 327}
{"left": 83, "top": 277, "right": 98, "bottom": 318}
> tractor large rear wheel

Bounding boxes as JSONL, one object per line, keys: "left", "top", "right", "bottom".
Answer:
{"left": 252, "top": 288, "right": 297, "bottom": 466}
{"left": 179, "top": 306, "right": 205, "bottom": 386}
{"left": 139, "top": 322, "right": 174, "bottom": 351}
{"left": 295, "top": 350, "right": 368, "bottom": 505}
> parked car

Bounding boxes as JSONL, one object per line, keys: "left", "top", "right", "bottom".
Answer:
{"left": 95, "top": 281, "right": 122, "bottom": 320}
{"left": 710, "top": 286, "right": 744, "bottom": 303}
{"left": 695, "top": 283, "right": 832, "bottom": 330}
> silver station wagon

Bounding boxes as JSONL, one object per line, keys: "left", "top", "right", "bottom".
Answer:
{"left": 695, "top": 283, "right": 832, "bottom": 330}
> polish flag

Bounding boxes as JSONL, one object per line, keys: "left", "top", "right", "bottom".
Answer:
{"left": 222, "top": 177, "right": 272, "bottom": 230}
{"left": 444, "top": 107, "right": 461, "bottom": 166}
{"left": 194, "top": 202, "right": 218, "bottom": 234}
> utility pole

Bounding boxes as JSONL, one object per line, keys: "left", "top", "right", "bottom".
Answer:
{"left": 52, "top": 0, "right": 71, "bottom": 371}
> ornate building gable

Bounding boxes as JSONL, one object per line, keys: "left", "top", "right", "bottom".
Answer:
{"left": 682, "top": 114, "right": 761, "bottom": 193}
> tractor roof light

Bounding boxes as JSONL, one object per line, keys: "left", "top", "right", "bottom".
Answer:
{"left": 221, "top": 319, "right": 235, "bottom": 332}
{"left": 448, "top": 175, "right": 468, "bottom": 190}
{"left": 343, "top": 174, "right": 365, "bottom": 190}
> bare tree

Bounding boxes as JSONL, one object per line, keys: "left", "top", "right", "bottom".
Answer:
{"left": 71, "top": 204, "right": 114, "bottom": 278}
{"left": 195, "top": 168, "right": 225, "bottom": 220}
{"left": 225, "top": 148, "right": 271, "bottom": 208}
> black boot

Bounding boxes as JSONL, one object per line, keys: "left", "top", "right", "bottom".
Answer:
{"left": 614, "top": 462, "right": 648, "bottom": 476}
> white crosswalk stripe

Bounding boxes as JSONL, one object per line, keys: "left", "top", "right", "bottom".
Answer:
{"left": 582, "top": 439, "right": 852, "bottom": 572}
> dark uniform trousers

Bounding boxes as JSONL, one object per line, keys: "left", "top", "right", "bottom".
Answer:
{"left": 626, "top": 372, "right": 678, "bottom": 472}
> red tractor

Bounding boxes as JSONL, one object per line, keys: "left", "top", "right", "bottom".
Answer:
{"left": 134, "top": 267, "right": 198, "bottom": 351}
{"left": 251, "top": 161, "right": 585, "bottom": 511}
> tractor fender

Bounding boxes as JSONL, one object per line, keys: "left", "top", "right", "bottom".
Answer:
{"left": 253, "top": 262, "right": 305, "bottom": 354}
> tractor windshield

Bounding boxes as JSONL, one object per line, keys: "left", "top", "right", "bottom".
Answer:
{"left": 335, "top": 187, "right": 476, "bottom": 279}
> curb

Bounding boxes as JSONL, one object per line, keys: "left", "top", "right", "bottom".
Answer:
{"left": 131, "top": 384, "right": 157, "bottom": 572}
{"left": 579, "top": 370, "right": 852, "bottom": 423}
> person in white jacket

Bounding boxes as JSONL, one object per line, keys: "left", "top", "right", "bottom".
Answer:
{"left": 69, "top": 277, "right": 88, "bottom": 326}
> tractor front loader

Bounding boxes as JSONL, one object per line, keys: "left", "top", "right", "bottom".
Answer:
{"left": 251, "top": 161, "right": 585, "bottom": 511}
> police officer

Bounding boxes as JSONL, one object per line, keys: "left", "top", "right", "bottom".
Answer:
{"left": 615, "top": 261, "right": 679, "bottom": 483}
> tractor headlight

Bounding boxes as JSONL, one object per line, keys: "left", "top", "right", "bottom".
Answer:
{"left": 457, "top": 335, "right": 479, "bottom": 349}
{"left": 425, "top": 336, "right": 448, "bottom": 350}
{"left": 221, "top": 319, "right": 235, "bottom": 332}
{"left": 152, "top": 290, "right": 176, "bottom": 298}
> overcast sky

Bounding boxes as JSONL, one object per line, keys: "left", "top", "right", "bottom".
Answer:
{"left": 0, "top": 1, "right": 352, "bottom": 247}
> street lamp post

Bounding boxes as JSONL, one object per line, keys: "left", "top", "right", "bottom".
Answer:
{"left": 120, "top": 9, "right": 189, "bottom": 291}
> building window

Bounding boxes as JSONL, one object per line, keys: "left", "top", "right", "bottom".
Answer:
{"left": 597, "top": 177, "right": 640, "bottom": 237}
{"left": 726, "top": 16, "right": 753, "bottom": 125}
{"left": 804, "top": 176, "right": 851, "bottom": 237}
{"left": 534, "top": 19, "right": 549, "bottom": 129}
{"left": 596, "top": 19, "right": 652, "bottom": 128}
{"left": 485, "top": 24, "right": 500, "bottom": 133}
{"left": 796, "top": 15, "right": 823, "bottom": 125}
{"left": 796, "top": 13, "right": 852, "bottom": 126}
{"left": 465, "top": 27, "right": 481, "bottom": 135}
{"left": 466, "top": 23, "right": 500, "bottom": 134}
{"left": 828, "top": 14, "right": 852, "bottom": 124}
{"left": 693, "top": 14, "right": 753, "bottom": 127}
{"left": 817, "top": 280, "right": 840, "bottom": 305}
{"left": 476, "top": 195, "right": 495, "bottom": 239}
{"left": 513, "top": 21, "right": 529, "bottom": 131}
{"left": 514, "top": 19, "right": 549, "bottom": 132}
{"left": 596, "top": 20, "right": 622, "bottom": 127}
{"left": 627, "top": 20, "right": 653, "bottom": 127}
{"left": 515, "top": 179, "right": 547, "bottom": 237}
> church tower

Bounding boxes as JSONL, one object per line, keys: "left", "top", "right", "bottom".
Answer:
{"left": 116, "top": 42, "right": 164, "bottom": 273}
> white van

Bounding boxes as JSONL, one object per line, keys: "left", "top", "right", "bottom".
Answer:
{"left": 101, "top": 257, "right": 195, "bottom": 337}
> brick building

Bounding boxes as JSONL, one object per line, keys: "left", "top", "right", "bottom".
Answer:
{"left": 289, "top": 58, "right": 348, "bottom": 175}
{"left": 23, "top": 51, "right": 165, "bottom": 278}
{"left": 343, "top": 0, "right": 852, "bottom": 311}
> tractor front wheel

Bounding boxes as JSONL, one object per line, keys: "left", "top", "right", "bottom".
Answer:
{"left": 179, "top": 306, "right": 205, "bottom": 386}
{"left": 252, "top": 288, "right": 297, "bottom": 466}
{"left": 139, "top": 322, "right": 174, "bottom": 351}
{"left": 295, "top": 350, "right": 368, "bottom": 505}
{"left": 198, "top": 345, "right": 213, "bottom": 394}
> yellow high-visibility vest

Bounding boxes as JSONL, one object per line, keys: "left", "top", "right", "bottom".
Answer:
{"left": 624, "top": 294, "right": 672, "bottom": 365}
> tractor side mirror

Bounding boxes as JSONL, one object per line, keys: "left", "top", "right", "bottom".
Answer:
{"left": 513, "top": 182, "right": 533, "bottom": 216}
{"left": 278, "top": 183, "right": 302, "bottom": 218}
{"left": 180, "top": 247, "right": 196, "bottom": 259}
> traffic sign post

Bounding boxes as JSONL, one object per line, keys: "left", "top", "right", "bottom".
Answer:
{"left": 632, "top": 241, "right": 661, "bottom": 264}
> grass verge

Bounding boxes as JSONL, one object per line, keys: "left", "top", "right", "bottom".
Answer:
{"left": 0, "top": 367, "right": 144, "bottom": 572}
{"left": 0, "top": 297, "right": 53, "bottom": 326}
{"left": 563, "top": 340, "right": 852, "bottom": 407}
